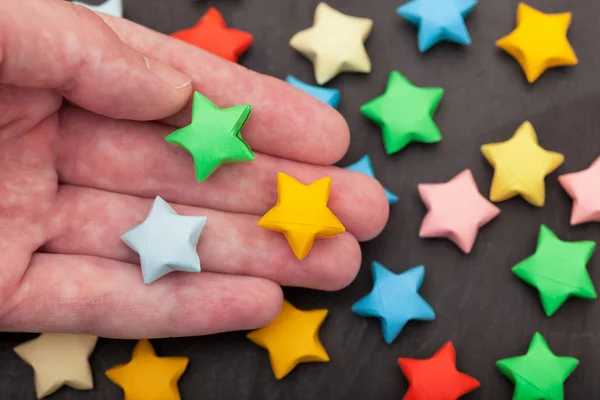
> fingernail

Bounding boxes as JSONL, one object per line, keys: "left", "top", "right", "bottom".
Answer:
{"left": 144, "top": 56, "right": 192, "bottom": 89}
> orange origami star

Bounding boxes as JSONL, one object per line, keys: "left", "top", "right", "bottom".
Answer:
{"left": 171, "top": 8, "right": 253, "bottom": 63}
{"left": 496, "top": 3, "right": 577, "bottom": 83}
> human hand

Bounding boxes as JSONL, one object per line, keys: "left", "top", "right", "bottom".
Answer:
{"left": 0, "top": 0, "right": 389, "bottom": 338}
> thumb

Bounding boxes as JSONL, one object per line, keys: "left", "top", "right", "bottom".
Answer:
{"left": 1, "top": 0, "right": 192, "bottom": 120}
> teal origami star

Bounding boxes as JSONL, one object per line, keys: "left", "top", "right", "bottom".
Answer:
{"left": 345, "top": 155, "right": 398, "bottom": 204}
{"left": 397, "top": 0, "right": 477, "bottom": 52}
{"left": 352, "top": 262, "right": 435, "bottom": 344}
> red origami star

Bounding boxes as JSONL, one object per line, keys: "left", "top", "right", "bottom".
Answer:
{"left": 398, "top": 342, "right": 480, "bottom": 400}
{"left": 171, "top": 7, "right": 253, "bottom": 63}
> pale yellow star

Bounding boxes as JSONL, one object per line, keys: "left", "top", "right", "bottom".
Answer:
{"left": 14, "top": 333, "right": 98, "bottom": 399}
{"left": 496, "top": 3, "right": 577, "bottom": 83}
{"left": 247, "top": 300, "right": 330, "bottom": 379}
{"left": 481, "top": 121, "right": 564, "bottom": 207}
{"left": 290, "top": 2, "right": 373, "bottom": 85}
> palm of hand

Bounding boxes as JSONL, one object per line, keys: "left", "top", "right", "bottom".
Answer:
{"left": 0, "top": 0, "right": 388, "bottom": 338}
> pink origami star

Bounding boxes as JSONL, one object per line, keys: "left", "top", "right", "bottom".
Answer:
{"left": 418, "top": 169, "right": 500, "bottom": 254}
{"left": 559, "top": 156, "right": 600, "bottom": 225}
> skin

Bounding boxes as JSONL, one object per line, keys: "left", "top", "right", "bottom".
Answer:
{"left": 0, "top": 0, "right": 389, "bottom": 338}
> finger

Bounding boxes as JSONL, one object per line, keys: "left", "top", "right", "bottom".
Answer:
{"left": 95, "top": 13, "right": 350, "bottom": 165}
{"left": 0, "top": 0, "right": 192, "bottom": 120}
{"left": 56, "top": 107, "right": 389, "bottom": 241}
{"left": 42, "top": 185, "right": 363, "bottom": 291}
{"left": 0, "top": 253, "right": 282, "bottom": 338}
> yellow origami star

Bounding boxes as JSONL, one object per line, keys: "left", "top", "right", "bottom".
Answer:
{"left": 14, "top": 333, "right": 98, "bottom": 399}
{"left": 258, "top": 172, "right": 345, "bottom": 260}
{"left": 481, "top": 121, "right": 564, "bottom": 207}
{"left": 496, "top": 3, "right": 578, "bottom": 83}
{"left": 106, "top": 339, "right": 189, "bottom": 400}
{"left": 290, "top": 2, "right": 373, "bottom": 85}
{"left": 247, "top": 300, "right": 330, "bottom": 379}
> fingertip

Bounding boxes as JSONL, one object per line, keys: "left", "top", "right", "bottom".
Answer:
{"left": 322, "top": 107, "right": 351, "bottom": 164}
{"left": 243, "top": 278, "right": 283, "bottom": 329}
{"left": 316, "top": 233, "right": 362, "bottom": 291}
{"left": 291, "top": 84, "right": 351, "bottom": 165}
{"left": 335, "top": 171, "right": 390, "bottom": 241}
{"left": 245, "top": 73, "right": 351, "bottom": 165}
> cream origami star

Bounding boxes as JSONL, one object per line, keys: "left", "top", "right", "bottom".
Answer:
{"left": 559, "top": 156, "right": 600, "bottom": 225}
{"left": 496, "top": 3, "right": 577, "bottom": 83}
{"left": 290, "top": 2, "right": 373, "bottom": 85}
{"left": 481, "top": 121, "right": 564, "bottom": 207}
{"left": 14, "top": 333, "right": 98, "bottom": 399}
{"left": 72, "top": 0, "right": 123, "bottom": 18}
{"left": 419, "top": 169, "right": 500, "bottom": 254}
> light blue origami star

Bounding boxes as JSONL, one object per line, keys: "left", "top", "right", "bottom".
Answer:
{"left": 345, "top": 155, "right": 398, "bottom": 204}
{"left": 352, "top": 262, "right": 435, "bottom": 344}
{"left": 285, "top": 75, "right": 341, "bottom": 108}
{"left": 72, "top": 0, "right": 123, "bottom": 18}
{"left": 121, "top": 196, "right": 207, "bottom": 284}
{"left": 397, "top": 0, "right": 477, "bottom": 52}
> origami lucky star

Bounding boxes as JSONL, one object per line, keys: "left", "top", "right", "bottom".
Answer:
{"left": 106, "top": 339, "right": 189, "bottom": 400}
{"left": 290, "top": 3, "right": 373, "bottom": 85}
{"left": 481, "top": 121, "right": 564, "bottom": 207}
{"left": 397, "top": 0, "right": 477, "bottom": 52}
{"left": 166, "top": 91, "right": 254, "bottom": 183}
{"left": 352, "top": 262, "right": 435, "bottom": 344}
{"left": 398, "top": 342, "right": 480, "bottom": 400}
{"left": 247, "top": 300, "right": 330, "bottom": 379}
{"left": 14, "top": 333, "right": 98, "bottom": 399}
{"left": 171, "top": 7, "right": 253, "bottom": 63}
{"left": 418, "top": 169, "right": 500, "bottom": 254}
{"left": 361, "top": 71, "right": 443, "bottom": 155}
{"left": 121, "top": 196, "right": 206, "bottom": 284}
{"left": 286, "top": 75, "right": 341, "bottom": 108}
{"left": 258, "top": 173, "right": 345, "bottom": 260}
{"left": 496, "top": 3, "right": 578, "bottom": 83}
{"left": 72, "top": 0, "right": 123, "bottom": 17}
{"left": 345, "top": 155, "right": 398, "bottom": 204}
{"left": 559, "top": 156, "right": 600, "bottom": 225}
{"left": 512, "top": 225, "right": 596, "bottom": 317}
{"left": 497, "top": 332, "right": 579, "bottom": 400}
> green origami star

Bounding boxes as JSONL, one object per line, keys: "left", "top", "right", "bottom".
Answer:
{"left": 360, "top": 71, "right": 444, "bottom": 154}
{"left": 497, "top": 332, "right": 579, "bottom": 400}
{"left": 166, "top": 91, "right": 254, "bottom": 183}
{"left": 513, "top": 225, "right": 596, "bottom": 317}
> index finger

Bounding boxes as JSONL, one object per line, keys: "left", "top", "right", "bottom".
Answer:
{"left": 98, "top": 13, "right": 350, "bottom": 165}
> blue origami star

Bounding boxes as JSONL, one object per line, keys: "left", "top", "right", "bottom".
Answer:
{"left": 286, "top": 75, "right": 341, "bottom": 108}
{"left": 345, "top": 155, "right": 398, "bottom": 204}
{"left": 121, "top": 196, "right": 207, "bottom": 284}
{"left": 352, "top": 262, "right": 435, "bottom": 344}
{"left": 397, "top": 0, "right": 477, "bottom": 52}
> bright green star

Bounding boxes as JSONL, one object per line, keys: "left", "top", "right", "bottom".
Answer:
{"left": 361, "top": 71, "right": 443, "bottom": 154}
{"left": 513, "top": 224, "right": 596, "bottom": 317}
{"left": 166, "top": 91, "right": 255, "bottom": 183}
{"left": 497, "top": 332, "right": 579, "bottom": 400}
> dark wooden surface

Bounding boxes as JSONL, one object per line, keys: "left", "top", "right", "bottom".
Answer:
{"left": 2, "top": 0, "right": 600, "bottom": 398}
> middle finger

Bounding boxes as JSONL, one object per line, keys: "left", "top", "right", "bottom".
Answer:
{"left": 43, "top": 185, "right": 362, "bottom": 291}
{"left": 56, "top": 106, "right": 389, "bottom": 241}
